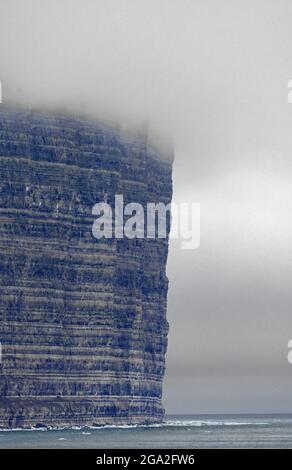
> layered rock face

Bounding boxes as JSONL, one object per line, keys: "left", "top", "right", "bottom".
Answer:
{"left": 0, "top": 109, "right": 173, "bottom": 428}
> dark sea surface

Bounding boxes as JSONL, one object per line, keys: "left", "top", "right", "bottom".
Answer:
{"left": 0, "top": 415, "right": 291, "bottom": 449}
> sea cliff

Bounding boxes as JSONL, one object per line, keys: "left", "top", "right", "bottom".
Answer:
{"left": 0, "top": 109, "right": 173, "bottom": 428}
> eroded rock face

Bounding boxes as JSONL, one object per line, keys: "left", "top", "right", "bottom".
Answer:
{"left": 0, "top": 109, "right": 173, "bottom": 428}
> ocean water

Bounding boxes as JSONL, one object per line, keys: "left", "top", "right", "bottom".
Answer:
{"left": 0, "top": 415, "right": 291, "bottom": 449}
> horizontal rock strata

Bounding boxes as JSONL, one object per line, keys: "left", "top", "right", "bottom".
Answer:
{"left": 0, "top": 109, "right": 173, "bottom": 428}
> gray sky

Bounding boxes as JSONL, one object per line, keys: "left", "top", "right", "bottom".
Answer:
{"left": 1, "top": 0, "right": 292, "bottom": 413}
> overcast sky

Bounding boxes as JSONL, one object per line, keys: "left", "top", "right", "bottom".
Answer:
{"left": 1, "top": 0, "right": 292, "bottom": 414}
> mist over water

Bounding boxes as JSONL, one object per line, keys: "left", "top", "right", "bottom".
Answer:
{"left": 1, "top": 0, "right": 292, "bottom": 413}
